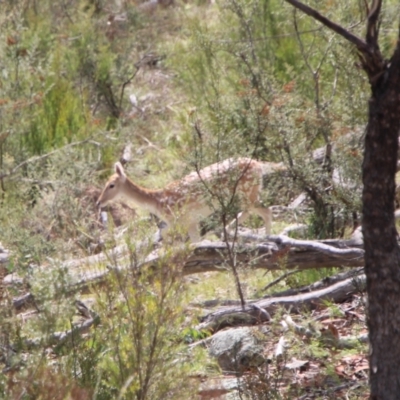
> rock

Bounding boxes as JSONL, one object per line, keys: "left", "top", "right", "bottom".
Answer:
{"left": 0, "top": 243, "right": 9, "bottom": 266}
{"left": 198, "top": 377, "right": 239, "bottom": 399}
{"left": 208, "top": 327, "right": 266, "bottom": 375}
{"left": 0, "top": 253, "right": 9, "bottom": 265}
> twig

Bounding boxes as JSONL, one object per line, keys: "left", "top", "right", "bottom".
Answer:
{"left": 262, "top": 269, "right": 300, "bottom": 292}
{"left": 24, "top": 316, "right": 99, "bottom": 349}
{"left": 0, "top": 138, "right": 93, "bottom": 180}
{"left": 23, "top": 301, "right": 100, "bottom": 350}
{"left": 118, "top": 66, "right": 140, "bottom": 110}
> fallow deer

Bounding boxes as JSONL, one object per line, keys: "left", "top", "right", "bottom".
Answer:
{"left": 96, "top": 158, "right": 284, "bottom": 242}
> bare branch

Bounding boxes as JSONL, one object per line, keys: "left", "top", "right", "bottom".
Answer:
{"left": 284, "top": 0, "right": 369, "bottom": 52}
{"left": 0, "top": 139, "right": 97, "bottom": 181}
{"left": 366, "top": 0, "right": 382, "bottom": 46}
{"left": 262, "top": 268, "right": 300, "bottom": 292}
{"left": 284, "top": 0, "right": 385, "bottom": 88}
{"left": 118, "top": 66, "right": 140, "bottom": 110}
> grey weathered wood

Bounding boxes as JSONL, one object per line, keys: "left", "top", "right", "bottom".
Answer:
{"left": 4, "top": 235, "right": 365, "bottom": 304}
{"left": 197, "top": 273, "right": 366, "bottom": 331}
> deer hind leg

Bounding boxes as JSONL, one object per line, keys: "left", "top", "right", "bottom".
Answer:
{"left": 187, "top": 222, "right": 201, "bottom": 243}
{"left": 250, "top": 206, "right": 272, "bottom": 234}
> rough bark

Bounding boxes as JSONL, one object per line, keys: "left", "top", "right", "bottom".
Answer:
{"left": 362, "top": 42, "right": 400, "bottom": 400}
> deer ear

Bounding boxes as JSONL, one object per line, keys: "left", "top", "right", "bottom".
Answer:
{"left": 115, "top": 162, "right": 126, "bottom": 180}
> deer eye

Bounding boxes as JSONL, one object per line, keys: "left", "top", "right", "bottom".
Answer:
{"left": 109, "top": 183, "right": 115, "bottom": 189}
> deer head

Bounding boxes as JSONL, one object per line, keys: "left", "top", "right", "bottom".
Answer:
{"left": 96, "top": 162, "right": 127, "bottom": 208}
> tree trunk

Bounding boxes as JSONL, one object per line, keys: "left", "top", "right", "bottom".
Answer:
{"left": 282, "top": 1, "right": 400, "bottom": 396}
{"left": 362, "top": 46, "right": 400, "bottom": 398}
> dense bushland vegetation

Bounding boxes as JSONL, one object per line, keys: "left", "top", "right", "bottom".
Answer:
{"left": 0, "top": 0, "right": 398, "bottom": 398}
{"left": 168, "top": 0, "right": 372, "bottom": 237}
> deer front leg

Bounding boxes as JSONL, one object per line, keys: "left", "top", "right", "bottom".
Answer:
{"left": 187, "top": 222, "right": 201, "bottom": 243}
{"left": 159, "top": 221, "right": 170, "bottom": 241}
{"left": 226, "top": 211, "right": 250, "bottom": 231}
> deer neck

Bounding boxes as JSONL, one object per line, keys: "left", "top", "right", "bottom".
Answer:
{"left": 121, "top": 177, "right": 168, "bottom": 219}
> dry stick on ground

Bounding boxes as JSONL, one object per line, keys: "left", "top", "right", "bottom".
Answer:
{"left": 191, "top": 267, "right": 364, "bottom": 309}
{"left": 197, "top": 273, "right": 366, "bottom": 331}
{"left": 261, "top": 268, "right": 301, "bottom": 292}
{"left": 23, "top": 314, "right": 100, "bottom": 350}
{"left": 10, "top": 300, "right": 100, "bottom": 353}
{"left": 265, "top": 266, "right": 364, "bottom": 298}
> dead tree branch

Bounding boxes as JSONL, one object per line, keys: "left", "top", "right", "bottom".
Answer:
{"left": 197, "top": 273, "right": 366, "bottom": 331}
{"left": 3, "top": 235, "right": 366, "bottom": 312}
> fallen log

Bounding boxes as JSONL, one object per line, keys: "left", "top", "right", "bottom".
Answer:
{"left": 4, "top": 234, "right": 366, "bottom": 311}
{"left": 192, "top": 267, "right": 365, "bottom": 310}
{"left": 197, "top": 273, "right": 366, "bottom": 331}
{"left": 263, "top": 266, "right": 364, "bottom": 297}
{"left": 186, "top": 236, "right": 364, "bottom": 274}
